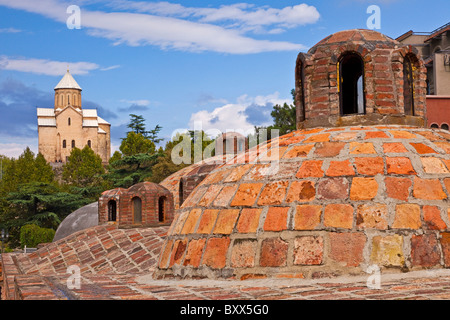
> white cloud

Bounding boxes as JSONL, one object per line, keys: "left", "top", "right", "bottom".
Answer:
{"left": 100, "top": 65, "right": 121, "bottom": 71}
{"left": 0, "top": 0, "right": 314, "bottom": 54}
{"left": 0, "top": 27, "right": 22, "bottom": 33}
{"left": 82, "top": 11, "right": 303, "bottom": 53}
{"left": 107, "top": 1, "right": 320, "bottom": 34}
{"left": 0, "top": 142, "right": 38, "bottom": 159}
{"left": 188, "top": 92, "right": 291, "bottom": 136}
{"left": 0, "top": 56, "right": 100, "bottom": 76}
{"left": 193, "top": 3, "right": 320, "bottom": 30}
{"left": 120, "top": 99, "right": 150, "bottom": 106}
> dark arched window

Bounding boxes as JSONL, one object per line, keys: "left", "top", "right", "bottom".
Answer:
{"left": 431, "top": 123, "right": 439, "bottom": 129}
{"left": 296, "top": 59, "right": 306, "bottom": 122}
{"left": 108, "top": 200, "right": 117, "bottom": 221}
{"left": 179, "top": 179, "right": 184, "bottom": 207}
{"left": 132, "top": 197, "right": 142, "bottom": 223}
{"left": 62, "top": 140, "right": 66, "bottom": 148}
{"left": 71, "top": 140, "right": 75, "bottom": 148}
{"left": 68, "top": 95, "right": 70, "bottom": 105}
{"left": 442, "top": 124, "right": 449, "bottom": 131}
{"left": 403, "top": 55, "right": 415, "bottom": 116}
{"left": 68, "top": 117, "right": 71, "bottom": 126}
{"left": 158, "top": 197, "right": 166, "bottom": 222}
{"left": 222, "top": 139, "right": 227, "bottom": 155}
{"left": 87, "top": 140, "right": 91, "bottom": 148}
{"left": 339, "top": 53, "right": 365, "bottom": 115}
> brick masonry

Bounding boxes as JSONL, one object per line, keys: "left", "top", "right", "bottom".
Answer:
{"left": 156, "top": 125, "right": 450, "bottom": 280}
{"left": 98, "top": 182, "right": 174, "bottom": 228}
{"left": 159, "top": 155, "right": 226, "bottom": 210}
{"left": 294, "top": 29, "right": 427, "bottom": 129}
{"left": 0, "top": 224, "right": 168, "bottom": 300}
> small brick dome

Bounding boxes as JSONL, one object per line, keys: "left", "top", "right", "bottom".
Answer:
{"left": 295, "top": 29, "right": 427, "bottom": 129}
{"left": 156, "top": 126, "right": 450, "bottom": 280}
{"left": 99, "top": 182, "right": 174, "bottom": 228}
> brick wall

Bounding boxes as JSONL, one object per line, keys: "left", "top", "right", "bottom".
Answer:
{"left": 426, "top": 96, "right": 450, "bottom": 129}
{"left": 98, "top": 182, "right": 174, "bottom": 228}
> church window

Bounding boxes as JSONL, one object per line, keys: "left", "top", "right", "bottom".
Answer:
{"left": 68, "top": 95, "right": 70, "bottom": 105}
{"left": 63, "top": 140, "right": 66, "bottom": 148}
{"left": 339, "top": 53, "right": 365, "bottom": 115}
{"left": 87, "top": 140, "right": 91, "bottom": 148}
{"left": 71, "top": 140, "right": 75, "bottom": 148}
{"left": 68, "top": 117, "right": 71, "bottom": 126}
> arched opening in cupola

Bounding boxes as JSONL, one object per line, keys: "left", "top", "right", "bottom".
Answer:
{"left": 339, "top": 53, "right": 365, "bottom": 116}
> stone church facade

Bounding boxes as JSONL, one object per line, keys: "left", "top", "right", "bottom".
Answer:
{"left": 37, "top": 70, "right": 111, "bottom": 164}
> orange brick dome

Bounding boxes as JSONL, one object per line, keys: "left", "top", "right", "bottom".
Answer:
{"left": 156, "top": 126, "right": 450, "bottom": 280}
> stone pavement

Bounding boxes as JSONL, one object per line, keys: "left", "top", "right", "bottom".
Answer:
{"left": 10, "top": 269, "right": 450, "bottom": 300}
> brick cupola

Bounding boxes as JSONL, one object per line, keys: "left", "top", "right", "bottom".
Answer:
{"left": 295, "top": 29, "right": 428, "bottom": 128}
{"left": 99, "top": 182, "right": 175, "bottom": 228}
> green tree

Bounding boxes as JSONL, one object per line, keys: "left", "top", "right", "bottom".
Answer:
{"left": 109, "top": 151, "right": 122, "bottom": 164}
{"left": 34, "top": 153, "right": 55, "bottom": 183}
{"left": 62, "top": 146, "right": 105, "bottom": 186}
{"left": 104, "top": 152, "right": 162, "bottom": 188}
{"left": 103, "top": 115, "right": 166, "bottom": 188}
{"left": 189, "top": 130, "right": 215, "bottom": 161}
{"left": 6, "top": 148, "right": 54, "bottom": 186}
{"left": 127, "top": 114, "right": 147, "bottom": 135}
{"left": 127, "top": 114, "right": 163, "bottom": 144}
{"left": 269, "top": 102, "right": 297, "bottom": 135}
{"left": 119, "top": 131, "right": 156, "bottom": 156}
{"left": 148, "top": 139, "right": 189, "bottom": 183}
{"left": 20, "top": 224, "right": 55, "bottom": 248}
{"left": 4, "top": 182, "right": 90, "bottom": 246}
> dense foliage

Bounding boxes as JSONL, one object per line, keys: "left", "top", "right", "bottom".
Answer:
{"left": 20, "top": 224, "right": 56, "bottom": 248}
{"left": 0, "top": 149, "right": 91, "bottom": 247}
{"left": 0, "top": 106, "right": 287, "bottom": 248}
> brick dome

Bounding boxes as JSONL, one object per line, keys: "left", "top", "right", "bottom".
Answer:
{"left": 160, "top": 155, "right": 227, "bottom": 210}
{"left": 295, "top": 29, "right": 427, "bottom": 129}
{"left": 155, "top": 29, "right": 445, "bottom": 280}
{"left": 127, "top": 181, "right": 170, "bottom": 194}
{"left": 156, "top": 126, "right": 450, "bottom": 280}
{"left": 99, "top": 182, "right": 174, "bottom": 228}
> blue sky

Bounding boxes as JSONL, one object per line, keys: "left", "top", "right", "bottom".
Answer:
{"left": 0, "top": 0, "right": 448, "bottom": 158}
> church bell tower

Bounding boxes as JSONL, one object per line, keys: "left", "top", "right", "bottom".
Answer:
{"left": 54, "top": 68, "right": 82, "bottom": 110}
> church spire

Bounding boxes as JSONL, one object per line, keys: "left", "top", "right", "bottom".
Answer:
{"left": 54, "top": 69, "right": 82, "bottom": 91}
